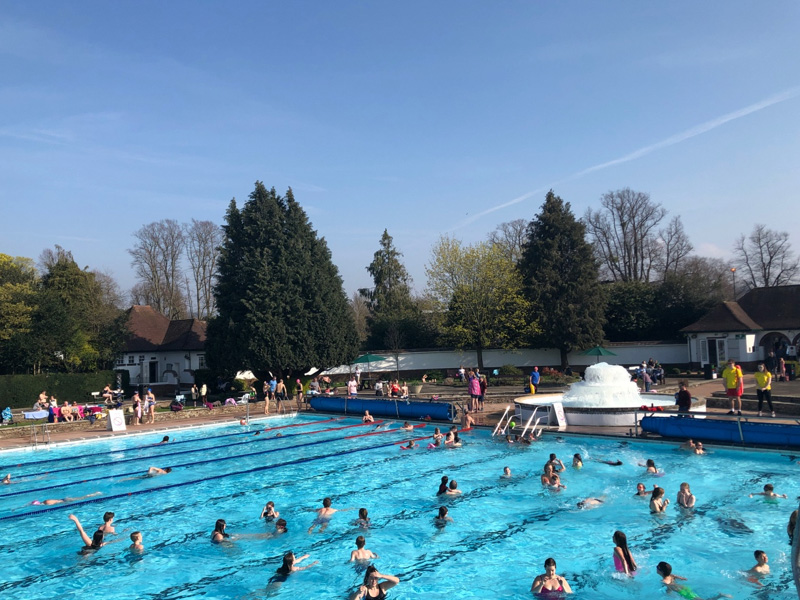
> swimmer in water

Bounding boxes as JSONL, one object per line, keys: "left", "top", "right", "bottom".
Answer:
{"left": 612, "top": 530, "right": 637, "bottom": 576}
{"left": 437, "top": 475, "right": 449, "bottom": 495}
{"left": 650, "top": 487, "right": 669, "bottom": 512}
{"left": 308, "top": 497, "right": 352, "bottom": 533}
{"left": 634, "top": 482, "right": 654, "bottom": 497}
{"left": 3, "top": 473, "right": 17, "bottom": 484}
{"left": 401, "top": 421, "right": 414, "bottom": 431}
{"left": 260, "top": 501, "right": 279, "bottom": 521}
{"left": 354, "top": 507, "right": 370, "bottom": 528}
{"left": 362, "top": 410, "right": 374, "bottom": 423}
{"left": 656, "top": 561, "right": 731, "bottom": 600}
{"left": 677, "top": 482, "right": 696, "bottom": 508}
{"left": 403, "top": 439, "right": 417, "bottom": 449}
{"left": 350, "top": 535, "right": 379, "bottom": 561}
{"left": 501, "top": 466, "right": 512, "bottom": 478}
{"left": 596, "top": 458, "right": 623, "bottom": 466}
{"left": 158, "top": 436, "right": 170, "bottom": 444}
{"left": 446, "top": 480, "right": 462, "bottom": 495}
{"left": 694, "top": 441, "right": 706, "bottom": 455}
{"left": 350, "top": 565, "right": 400, "bottom": 600}
{"left": 547, "top": 473, "right": 566, "bottom": 491}
{"left": 129, "top": 531, "right": 144, "bottom": 552}
{"left": 274, "top": 518, "right": 288, "bottom": 535}
{"left": 748, "top": 550, "right": 769, "bottom": 578}
{"left": 749, "top": 483, "right": 787, "bottom": 499}
{"left": 120, "top": 467, "right": 172, "bottom": 481}
{"left": 211, "top": 519, "right": 230, "bottom": 543}
{"left": 69, "top": 514, "right": 108, "bottom": 554}
{"left": 547, "top": 453, "right": 565, "bottom": 473}
{"left": 577, "top": 497, "right": 604, "bottom": 509}
{"left": 644, "top": 459, "right": 658, "bottom": 474}
{"left": 271, "top": 551, "right": 318, "bottom": 582}
{"left": 434, "top": 505, "right": 453, "bottom": 527}
{"left": 31, "top": 491, "right": 102, "bottom": 506}
{"left": 531, "top": 557, "right": 573, "bottom": 595}
{"left": 679, "top": 439, "right": 696, "bottom": 451}
{"left": 431, "top": 427, "right": 444, "bottom": 447}
{"left": 572, "top": 453, "right": 583, "bottom": 468}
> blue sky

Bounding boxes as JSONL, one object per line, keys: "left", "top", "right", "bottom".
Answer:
{"left": 1, "top": 2, "right": 799, "bottom": 298}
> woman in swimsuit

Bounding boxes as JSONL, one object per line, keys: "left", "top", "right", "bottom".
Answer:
{"left": 430, "top": 427, "right": 444, "bottom": 447}
{"left": 572, "top": 453, "right": 583, "bottom": 468}
{"left": 612, "top": 530, "right": 637, "bottom": 576}
{"left": 211, "top": 519, "right": 230, "bottom": 543}
{"left": 531, "top": 557, "right": 573, "bottom": 595}
{"left": 650, "top": 487, "right": 670, "bottom": 513}
{"left": 437, "top": 475, "right": 449, "bottom": 495}
{"left": 540, "top": 464, "right": 555, "bottom": 487}
{"left": 270, "top": 551, "right": 318, "bottom": 583}
{"left": 355, "top": 507, "right": 370, "bottom": 528}
{"left": 434, "top": 506, "right": 453, "bottom": 527}
{"left": 677, "top": 482, "right": 696, "bottom": 508}
{"left": 350, "top": 565, "right": 399, "bottom": 600}
{"left": 31, "top": 491, "right": 102, "bottom": 506}
{"left": 260, "top": 501, "right": 279, "bottom": 521}
{"left": 645, "top": 459, "right": 658, "bottom": 474}
{"left": 69, "top": 514, "right": 106, "bottom": 554}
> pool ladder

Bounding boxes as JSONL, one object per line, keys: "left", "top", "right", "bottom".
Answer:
{"left": 30, "top": 423, "right": 51, "bottom": 448}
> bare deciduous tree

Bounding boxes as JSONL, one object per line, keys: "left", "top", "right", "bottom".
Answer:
{"left": 657, "top": 216, "right": 694, "bottom": 280}
{"left": 349, "top": 291, "right": 369, "bottom": 343}
{"left": 128, "top": 219, "right": 186, "bottom": 319}
{"left": 487, "top": 219, "right": 528, "bottom": 264}
{"left": 183, "top": 219, "right": 222, "bottom": 320}
{"left": 583, "top": 188, "right": 666, "bottom": 282}
{"left": 734, "top": 224, "right": 799, "bottom": 289}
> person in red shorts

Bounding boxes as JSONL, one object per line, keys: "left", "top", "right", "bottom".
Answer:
{"left": 722, "top": 359, "right": 744, "bottom": 415}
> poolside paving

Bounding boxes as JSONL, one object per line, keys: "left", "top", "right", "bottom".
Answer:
{"left": 2, "top": 377, "right": 799, "bottom": 452}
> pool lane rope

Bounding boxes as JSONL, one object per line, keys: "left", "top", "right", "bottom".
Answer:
{"left": 6, "top": 418, "right": 365, "bottom": 482}
{"left": 1, "top": 424, "right": 435, "bottom": 521}
{"left": 0, "top": 420, "right": 397, "bottom": 499}
{"left": 0, "top": 417, "right": 345, "bottom": 471}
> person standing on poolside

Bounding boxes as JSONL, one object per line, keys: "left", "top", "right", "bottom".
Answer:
{"left": 530, "top": 366, "right": 540, "bottom": 394}
{"left": 676, "top": 381, "right": 692, "bottom": 416}
{"left": 754, "top": 363, "right": 775, "bottom": 417}
{"left": 275, "top": 379, "right": 287, "bottom": 410}
{"left": 145, "top": 388, "right": 156, "bottom": 424}
{"left": 200, "top": 383, "right": 208, "bottom": 405}
{"left": 348, "top": 376, "right": 359, "bottom": 398}
{"left": 722, "top": 359, "right": 744, "bottom": 415}
{"left": 132, "top": 391, "right": 142, "bottom": 426}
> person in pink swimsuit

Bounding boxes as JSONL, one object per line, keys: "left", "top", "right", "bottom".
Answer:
{"left": 531, "top": 557, "right": 573, "bottom": 595}
{"left": 612, "top": 530, "right": 637, "bottom": 576}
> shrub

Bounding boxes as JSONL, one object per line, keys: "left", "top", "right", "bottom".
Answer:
{"left": 670, "top": 368, "right": 681, "bottom": 375}
{"left": 0, "top": 371, "right": 118, "bottom": 410}
{"left": 499, "top": 364, "right": 522, "bottom": 376}
{"left": 424, "top": 370, "right": 444, "bottom": 381}
{"left": 231, "top": 378, "right": 248, "bottom": 392}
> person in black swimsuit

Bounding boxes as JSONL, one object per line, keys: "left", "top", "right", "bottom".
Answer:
{"left": 350, "top": 565, "right": 399, "bottom": 600}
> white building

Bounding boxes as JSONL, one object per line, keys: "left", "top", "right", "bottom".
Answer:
{"left": 681, "top": 285, "right": 800, "bottom": 370}
{"left": 116, "top": 305, "right": 207, "bottom": 393}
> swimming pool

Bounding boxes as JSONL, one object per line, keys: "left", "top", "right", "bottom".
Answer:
{"left": 1, "top": 415, "right": 798, "bottom": 599}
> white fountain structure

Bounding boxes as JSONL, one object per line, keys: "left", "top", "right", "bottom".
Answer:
{"left": 514, "top": 362, "right": 705, "bottom": 428}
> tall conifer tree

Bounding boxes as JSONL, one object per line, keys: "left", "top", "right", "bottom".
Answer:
{"left": 206, "top": 183, "right": 358, "bottom": 379}
{"left": 519, "top": 191, "right": 605, "bottom": 368}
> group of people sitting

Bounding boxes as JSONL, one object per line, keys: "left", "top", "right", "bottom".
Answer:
{"left": 32, "top": 390, "right": 84, "bottom": 423}
{"left": 374, "top": 380, "right": 408, "bottom": 398}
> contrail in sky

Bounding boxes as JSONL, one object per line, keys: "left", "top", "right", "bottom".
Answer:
{"left": 452, "top": 85, "right": 800, "bottom": 230}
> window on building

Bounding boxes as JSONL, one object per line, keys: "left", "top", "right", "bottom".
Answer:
{"left": 166, "top": 363, "right": 173, "bottom": 372}
{"left": 198, "top": 354, "right": 206, "bottom": 368}
{"left": 128, "top": 355, "right": 135, "bottom": 365}
{"left": 139, "top": 355, "right": 145, "bottom": 363}
{"left": 116, "top": 355, "right": 124, "bottom": 366}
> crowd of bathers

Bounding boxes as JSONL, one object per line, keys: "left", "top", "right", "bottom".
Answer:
{"left": 15, "top": 416, "right": 799, "bottom": 599}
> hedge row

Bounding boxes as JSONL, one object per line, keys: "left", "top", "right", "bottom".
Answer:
{"left": 0, "top": 371, "right": 127, "bottom": 410}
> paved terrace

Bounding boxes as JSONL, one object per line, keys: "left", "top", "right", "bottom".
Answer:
{"left": 1, "top": 377, "right": 799, "bottom": 452}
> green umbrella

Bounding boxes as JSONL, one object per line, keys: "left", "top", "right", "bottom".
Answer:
{"left": 352, "top": 354, "right": 387, "bottom": 381}
{"left": 579, "top": 345, "right": 617, "bottom": 363}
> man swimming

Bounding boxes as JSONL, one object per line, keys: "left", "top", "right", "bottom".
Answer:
{"left": 308, "top": 497, "right": 352, "bottom": 533}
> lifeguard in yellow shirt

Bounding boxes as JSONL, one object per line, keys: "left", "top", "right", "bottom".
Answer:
{"left": 754, "top": 363, "right": 774, "bottom": 417}
{"left": 722, "top": 359, "right": 744, "bottom": 415}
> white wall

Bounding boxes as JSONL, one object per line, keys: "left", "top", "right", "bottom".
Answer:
{"left": 324, "top": 344, "right": 688, "bottom": 376}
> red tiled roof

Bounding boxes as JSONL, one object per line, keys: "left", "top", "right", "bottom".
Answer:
{"left": 124, "top": 305, "right": 206, "bottom": 352}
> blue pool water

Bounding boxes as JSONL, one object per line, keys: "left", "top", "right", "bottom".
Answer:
{"left": 1, "top": 415, "right": 798, "bottom": 599}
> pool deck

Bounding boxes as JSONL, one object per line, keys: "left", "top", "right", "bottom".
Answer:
{"left": 2, "top": 378, "right": 799, "bottom": 452}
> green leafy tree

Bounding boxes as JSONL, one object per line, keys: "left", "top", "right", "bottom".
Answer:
{"left": 520, "top": 190, "right": 605, "bottom": 368}
{"left": 602, "top": 281, "right": 657, "bottom": 341}
{"left": 206, "top": 183, "right": 359, "bottom": 380}
{"left": 426, "top": 237, "right": 536, "bottom": 368}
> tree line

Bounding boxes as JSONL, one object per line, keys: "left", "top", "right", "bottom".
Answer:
{"left": 2, "top": 183, "right": 796, "bottom": 377}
